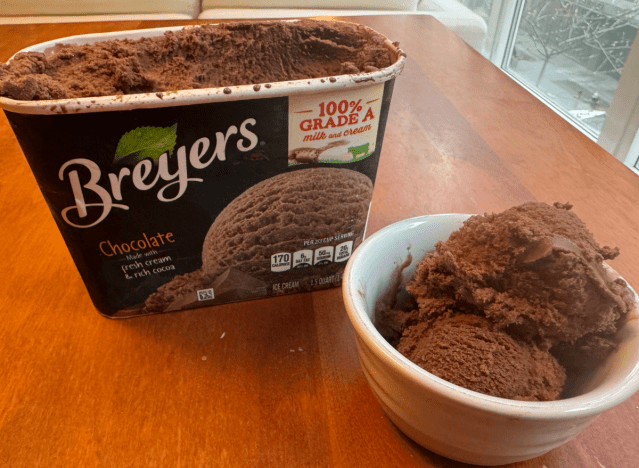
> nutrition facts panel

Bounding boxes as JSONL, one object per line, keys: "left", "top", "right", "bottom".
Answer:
{"left": 271, "top": 241, "right": 353, "bottom": 272}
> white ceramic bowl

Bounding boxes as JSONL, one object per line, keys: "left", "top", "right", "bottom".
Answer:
{"left": 343, "top": 214, "right": 639, "bottom": 466}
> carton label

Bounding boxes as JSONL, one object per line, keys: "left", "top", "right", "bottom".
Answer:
{"left": 6, "top": 79, "right": 395, "bottom": 318}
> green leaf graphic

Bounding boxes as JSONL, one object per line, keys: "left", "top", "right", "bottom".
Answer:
{"left": 114, "top": 124, "right": 178, "bottom": 165}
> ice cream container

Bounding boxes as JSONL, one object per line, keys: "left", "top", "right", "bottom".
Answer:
{"left": 0, "top": 20, "right": 405, "bottom": 318}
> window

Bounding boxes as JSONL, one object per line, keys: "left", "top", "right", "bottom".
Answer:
{"left": 458, "top": 0, "right": 639, "bottom": 174}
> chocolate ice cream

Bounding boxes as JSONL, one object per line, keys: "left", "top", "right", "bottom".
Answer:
{"left": 398, "top": 314, "right": 566, "bottom": 401}
{"left": 0, "top": 19, "right": 395, "bottom": 101}
{"left": 376, "top": 202, "right": 635, "bottom": 400}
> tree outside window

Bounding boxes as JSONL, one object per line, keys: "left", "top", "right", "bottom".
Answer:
{"left": 459, "top": 0, "right": 639, "bottom": 136}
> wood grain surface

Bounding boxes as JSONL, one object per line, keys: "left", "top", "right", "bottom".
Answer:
{"left": 1, "top": 15, "right": 638, "bottom": 468}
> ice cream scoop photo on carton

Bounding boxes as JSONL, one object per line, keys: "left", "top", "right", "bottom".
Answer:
{"left": 342, "top": 205, "right": 639, "bottom": 466}
{"left": 0, "top": 19, "right": 405, "bottom": 318}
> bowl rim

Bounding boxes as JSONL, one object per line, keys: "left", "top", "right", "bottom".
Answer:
{"left": 344, "top": 213, "right": 639, "bottom": 420}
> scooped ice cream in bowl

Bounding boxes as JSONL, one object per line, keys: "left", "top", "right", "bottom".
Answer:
{"left": 342, "top": 202, "right": 639, "bottom": 465}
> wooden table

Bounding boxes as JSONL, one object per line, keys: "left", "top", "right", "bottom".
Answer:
{"left": 1, "top": 15, "right": 638, "bottom": 468}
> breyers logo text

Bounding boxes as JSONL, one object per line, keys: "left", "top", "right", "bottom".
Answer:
{"left": 58, "top": 119, "right": 259, "bottom": 228}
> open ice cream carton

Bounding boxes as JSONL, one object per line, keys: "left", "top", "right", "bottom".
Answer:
{"left": 0, "top": 19, "right": 405, "bottom": 318}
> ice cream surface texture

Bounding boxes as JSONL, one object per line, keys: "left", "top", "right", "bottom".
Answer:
{"left": 397, "top": 314, "right": 567, "bottom": 401}
{"left": 0, "top": 19, "right": 395, "bottom": 101}
{"left": 376, "top": 202, "right": 634, "bottom": 400}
